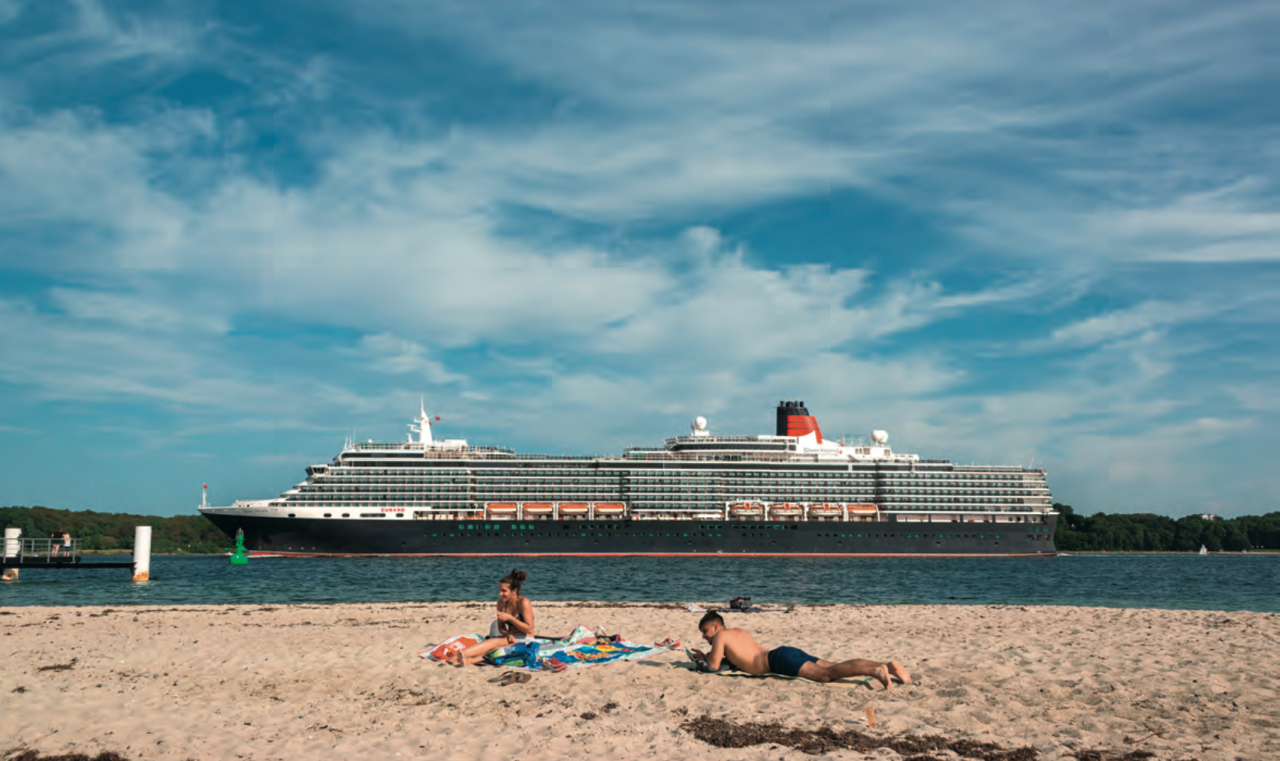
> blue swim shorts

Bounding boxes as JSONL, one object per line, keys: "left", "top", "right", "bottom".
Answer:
{"left": 767, "top": 646, "right": 819, "bottom": 677}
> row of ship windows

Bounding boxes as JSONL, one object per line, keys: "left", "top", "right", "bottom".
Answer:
{"left": 313, "top": 475, "right": 1045, "bottom": 489}
{"left": 296, "top": 491, "right": 1039, "bottom": 503}
{"left": 291, "top": 491, "right": 1042, "bottom": 502}
{"left": 303, "top": 480, "right": 1045, "bottom": 491}
{"left": 291, "top": 501, "right": 1032, "bottom": 512}
{"left": 331, "top": 466, "right": 1036, "bottom": 481}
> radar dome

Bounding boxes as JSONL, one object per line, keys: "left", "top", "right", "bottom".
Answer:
{"left": 871, "top": 430, "right": 889, "bottom": 444}
{"left": 694, "top": 416, "right": 708, "bottom": 430}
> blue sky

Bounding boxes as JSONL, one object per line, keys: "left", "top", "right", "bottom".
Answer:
{"left": 1, "top": 0, "right": 1278, "bottom": 518}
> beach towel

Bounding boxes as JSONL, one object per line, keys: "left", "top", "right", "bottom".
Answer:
{"left": 536, "top": 639, "right": 671, "bottom": 670}
{"left": 423, "top": 633, "right": 483, "bottom": 661}
{"left": 419, "top": 624, "right": 674, "bottom": 670}
{"left": 670, "top": 661, "right": 872, "bottom": 687}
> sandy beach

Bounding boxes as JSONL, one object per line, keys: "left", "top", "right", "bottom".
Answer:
{"left": 2, "top": 602, "right": 1275, "bottom": 761}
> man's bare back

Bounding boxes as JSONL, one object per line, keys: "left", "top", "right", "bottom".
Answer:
{"left": 689, "top": 611, "right": 911, "bottom": 688}
{"left": 692, "top": 626, "right": 770, "bottom": 674}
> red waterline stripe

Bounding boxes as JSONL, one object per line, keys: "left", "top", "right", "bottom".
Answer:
{"left": 248, "top": 551, "right": 1057, "bottom": 559}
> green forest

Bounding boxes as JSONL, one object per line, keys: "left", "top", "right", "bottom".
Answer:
{"left": 2, "top": 503, "right": 1278, "bottom": 554}
{"left": 1053, "top": 504, "right": 1280, "bottom": 552}
{"left": 0, "top": 506, "right": 231, "bottom": 554}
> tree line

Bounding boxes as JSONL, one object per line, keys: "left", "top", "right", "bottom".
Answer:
{"left": 0, "top": 506, "right": 231, "bottom": 554}
{"left": 3, "top": 503, "right": 1278, "bottom": 554}
{"left": 1053, "top": 504, "right": 1280, "bottom": 552}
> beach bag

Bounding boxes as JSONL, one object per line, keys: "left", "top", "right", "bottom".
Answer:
{"left": 491, "top": 640, "right": 541, "bottom": 669}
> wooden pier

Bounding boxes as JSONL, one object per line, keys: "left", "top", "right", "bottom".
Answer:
{"left": 2, "top": 528, "right": 151, "bottom": 579}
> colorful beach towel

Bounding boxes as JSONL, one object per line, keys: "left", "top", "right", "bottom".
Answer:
{"left": 538, "top": 639, "right": 669, "bottom": 670}
{"left": 419, "top": 624, "right": 674, "bottom": 671}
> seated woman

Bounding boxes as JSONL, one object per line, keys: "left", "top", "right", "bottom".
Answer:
{"left": 450, "top": 569, "right": 534, "bottom": 666}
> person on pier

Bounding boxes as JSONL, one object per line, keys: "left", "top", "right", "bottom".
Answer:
{"left": 686, "top": 611, "right": 911, "bottom": 688}
{"left": 49, "top": 528, "right": 69, "bottom": 557}
{"left": 449, "top": 569, "right": 535, "bottom": 666}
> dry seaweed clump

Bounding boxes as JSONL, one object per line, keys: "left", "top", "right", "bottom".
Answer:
{"left": 35, "top": 658, "right": 77, "bottom": 673}
{"left": 680, "top": 715, "right": 1039, "bottom": 760}
{"left": 4, "top": 751, "right": 132, "bottom": 761}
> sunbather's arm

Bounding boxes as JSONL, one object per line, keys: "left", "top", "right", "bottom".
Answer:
{"left": 497, "top": 598, "right": 535, "bottom": 637}
{"left": 703, "top": 634, "right": 727, "bottom": 671}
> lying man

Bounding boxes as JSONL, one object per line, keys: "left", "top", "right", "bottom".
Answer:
{"left": 686, "top": 611, "right": 910, "bottom": 688}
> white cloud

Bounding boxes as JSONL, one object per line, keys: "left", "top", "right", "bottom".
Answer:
{"left": 1, "top": 1, "right": 1279, "bottom": 516}
{"left": 1046, "top": 301, "right": 1210, "bottom": 349}
{"left": 353, "top": 333, "right": 466, "bottom": 384}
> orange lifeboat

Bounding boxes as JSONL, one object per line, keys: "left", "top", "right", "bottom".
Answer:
{"left": 808, "top": 503, "right": 843, "bottom": 518}
{"left": 594, "top": 503, "right": 625, "bottom": 514}
{"left": 524, "top": 502, "right": 555, "bottom": 514}
{"left": 770, "top": 503, "right": 803, "bottom": 518}
{"left": 487, "top": 503, "right": 518, "bottom": 512}
{"left": 729, "top": 502, "right": 765, "bottom": 517}
{"left": 558, "top": 503, "right": 589, "bottom": 515}
{"left": 846, "top": 504, "right": 878, "bottom": 514}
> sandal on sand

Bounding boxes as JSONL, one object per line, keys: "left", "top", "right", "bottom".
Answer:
{"left": 503, "top": 672, "right": 532, "bottom": 686}
{"left": 654, "top": 638, "right": 681, "bottom": 649}
{"left": 541, "top": 660, "right": 568, "bottom": 673}
{"left": 488, "top": 671, "right": 514, "bottom": 683}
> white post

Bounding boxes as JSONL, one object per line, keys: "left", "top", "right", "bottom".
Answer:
{"left": 132, "top": 526, "right": 152, "bottom": 582}
{"left": 3, "top": 528, "right": 20, "bottom": 581}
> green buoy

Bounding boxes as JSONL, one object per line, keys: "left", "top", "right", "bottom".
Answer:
{"left": 229, "top": 529, "right": 249, "bottom": 565}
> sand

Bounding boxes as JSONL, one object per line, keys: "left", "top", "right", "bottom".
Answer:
{"left": 1, "top": 602, "right": 1276, "bottom": 761}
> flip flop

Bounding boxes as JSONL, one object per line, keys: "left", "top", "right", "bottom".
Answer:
{"left": 504, "top": 672, "right": 532, "bottom": 686}
{"left": 488, "top": 671, "right": 513, "bottom": 683}
{"left": 541, "top": 659, "right": 568, "bottom": 672}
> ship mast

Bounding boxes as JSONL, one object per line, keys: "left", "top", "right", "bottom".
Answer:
{"left": 410, "top": 398, "right": 435, "bottom": 445}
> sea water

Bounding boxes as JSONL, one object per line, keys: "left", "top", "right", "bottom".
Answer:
{"left": 2, "top": 554, "right": 1277, "bottom": 611}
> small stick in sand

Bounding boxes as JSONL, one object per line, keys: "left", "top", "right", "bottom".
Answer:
{"left": 866, "top": 706, "right": 877, "bottom": 728}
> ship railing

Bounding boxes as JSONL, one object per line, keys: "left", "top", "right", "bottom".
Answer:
{"left": 351, "top": 441, "right": 518, "bottom": 455}
{"left": 621, "top": 450, "right": 828, "bottom": 463}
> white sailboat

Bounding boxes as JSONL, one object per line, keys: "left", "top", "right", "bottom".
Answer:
{"left": 1199, "top": 544, "right": 1208, "bottom": 555}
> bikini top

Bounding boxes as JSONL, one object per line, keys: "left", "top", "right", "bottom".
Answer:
{"left": 499, "top": 595, "right": 527, "bottom": 636}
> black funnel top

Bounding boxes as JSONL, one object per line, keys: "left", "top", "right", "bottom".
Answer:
{"left": 776, "top": 401, "right": 810, "bottom": 436}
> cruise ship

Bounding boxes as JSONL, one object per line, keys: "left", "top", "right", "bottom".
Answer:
{"left": 198, "top": 401, "right": 1057, "bottom": 557}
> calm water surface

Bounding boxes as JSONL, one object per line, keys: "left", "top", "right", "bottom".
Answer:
{"left": 1, "top": 554, "right": 1276, "bottom": 611}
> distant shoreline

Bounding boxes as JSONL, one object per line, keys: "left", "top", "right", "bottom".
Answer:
{"left": 1063, "top": 549, "right": 1277, "bottom": 555}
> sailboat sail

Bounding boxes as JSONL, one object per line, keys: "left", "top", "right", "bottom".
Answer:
{"left": 1199, "top": 544, "right": 1208, "bottom": 555}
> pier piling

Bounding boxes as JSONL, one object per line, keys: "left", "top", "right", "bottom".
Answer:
{"left": 2, "top": 528, "right": 19, "bottom": 580}
{"left": 132, "top": 526, "right": 151, "bottom": 581}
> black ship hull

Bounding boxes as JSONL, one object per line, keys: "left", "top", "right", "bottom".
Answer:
{"left": 202, "top": 512, "right": 1058, "bottom": 557}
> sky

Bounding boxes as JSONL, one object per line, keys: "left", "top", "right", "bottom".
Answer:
{"left": 1, "top": 0, "right": 1278, "bottom": 519}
